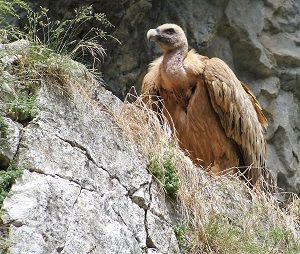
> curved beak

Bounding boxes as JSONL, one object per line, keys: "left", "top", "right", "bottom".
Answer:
{"left": 147, "top": 29, "right": 158, "bottom": 41}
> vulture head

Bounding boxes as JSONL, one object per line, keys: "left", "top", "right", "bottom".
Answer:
{"left": 147, "top": 23, "right": 188, "bottom": 53}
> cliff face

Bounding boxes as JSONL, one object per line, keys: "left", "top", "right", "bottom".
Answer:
{"left": 1, "top": 1, "right": 300, "bottom": 251}
{"left": 0, "top": 41, "right": 179, "bottom": 253}
{"left": 25, "top": 0, "right": 300, "bottom": 193}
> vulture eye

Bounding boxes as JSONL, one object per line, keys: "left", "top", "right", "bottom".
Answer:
{"left": 165, "top": 28, "right": 175, "bottom": 35}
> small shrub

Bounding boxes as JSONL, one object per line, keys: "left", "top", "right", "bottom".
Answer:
{"left": 0, "top": 161, "right": 23, "bottom": 206}
{"left": 148, "top": 154, "right": 164, "bottom": 181}
{"left": 0, "top": 0, "right": 29, "bottom": 23}
{"left": 163, "top": 154, "right": 180, "bottom": 197}
{"left": 149, "top": 153, "right": 180, "bottom": 198}
{"left": 0, "top": 116, "right": 9, "bottom": 141}
{"left": 174, "top": 223, "right": 192, "bottom": 252}
{"left": 6, "top": 91, "right": 38, "bottom": 124}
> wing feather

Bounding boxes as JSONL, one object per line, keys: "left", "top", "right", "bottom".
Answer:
{"left": 203, "top": 57, "right": 267, "bottom": 185}
{"left": 241, "top": 82, "right": 268, "bottom": 128}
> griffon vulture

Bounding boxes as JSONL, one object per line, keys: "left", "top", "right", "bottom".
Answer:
{"left": 142, "top": 23, "right": 270, "bottom": 187}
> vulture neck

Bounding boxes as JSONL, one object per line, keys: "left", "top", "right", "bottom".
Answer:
{"left": 162, "top": 48, "right": 188, "bottom": 77}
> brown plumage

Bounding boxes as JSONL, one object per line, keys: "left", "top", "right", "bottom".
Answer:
{"left": 142, "top": 23, "right": 270, "bottom": 187}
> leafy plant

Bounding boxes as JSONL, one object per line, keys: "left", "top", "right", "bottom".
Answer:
{"left": 149, "top": 153, "right": 180, "bottom": 198}
{"left": 0, "top": 0, "right": 29, "bottom": 43}
{"left": 0, "top": 161, "right": 24, "bottom": 206}
{"left": 174, "top": 223, "right": 192, "bottom": 251}
{"left": 0, "top": 0, "right": 29, "bottom": 23}
{"left": 163, "top": 155, "right": 180, "bottom": 197}
{"left": 6, "top": 91, "right": 38, "bottom": 124}
{"left": 0, "top": 116, "right": 9, "bottom": 149}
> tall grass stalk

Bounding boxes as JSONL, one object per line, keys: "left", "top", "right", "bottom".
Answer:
{"left": 23, "top": 5, "right": 116, "bottom": 69}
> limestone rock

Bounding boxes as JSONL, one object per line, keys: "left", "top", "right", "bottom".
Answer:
{"left": 5, "top": 0, "right": 300, "bottom": 246}
{"left": 0, "top": 41, "right": 180, "bottom": 253}
{"left": 0, "top": 118, "right": 22, "bottom": 169}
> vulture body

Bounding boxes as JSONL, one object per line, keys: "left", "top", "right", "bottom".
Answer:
{"left": 142, "top": 24, "right": 270, "bottom": 186}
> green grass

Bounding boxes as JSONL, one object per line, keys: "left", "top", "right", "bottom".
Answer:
{"left": 23, "top": 5, "right": 115, "bottom": 66}
{"left": 204, "top": 214, "right": 243, "bottom": 253}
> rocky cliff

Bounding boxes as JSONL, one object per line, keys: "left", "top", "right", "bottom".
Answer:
{"left": 23, "top": 0, "right": 300, "bottom": 194}
{"left": 0, "top": 41, "right": 180, "bottom": 253}
{"left": 1, "top": 2, "right": 300, "bottom": 250}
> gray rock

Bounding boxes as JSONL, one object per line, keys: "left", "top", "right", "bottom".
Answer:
{"left": 2, "top": 2, "right": 300, "bottom": 252}
{"left": 146, "top": 211, "right": 180, "bottom": 254}
{"left": 1, "top": 45, "right": 180, "bottom": 253}
{"left": 2, "top": 171, "right": 81, "bottom": 253}
{"left": 0, "top": 117, "right": 22, "bottom": 168}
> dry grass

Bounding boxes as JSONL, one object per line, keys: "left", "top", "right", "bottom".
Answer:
{"left": 115, "top": 92, "right": 300, "bottom": 253}
{"left": 116, "top": 97, "right": 174, "bottom": 159}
